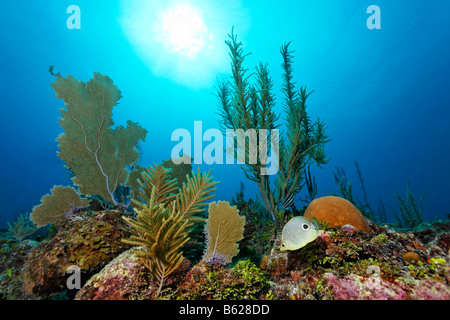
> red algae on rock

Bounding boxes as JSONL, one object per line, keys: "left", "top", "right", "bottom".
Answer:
{"left": 4, "top": 203, "right": 448, "bottom": 301}
{"left": 75, "top": 247, "right": 150, "bottom": 300}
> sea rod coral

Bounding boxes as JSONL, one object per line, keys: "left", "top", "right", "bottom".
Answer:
{"left": 216, "top": 30, "right": 329, "bottom": 220}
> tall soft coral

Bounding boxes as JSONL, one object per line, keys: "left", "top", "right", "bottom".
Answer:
{"left": 123, "top": 164, "right": 219, "bottom": 297}
{"left": 51, "top": 72, "right": 147, "bottom": 205}
{"left": 216, "top": 30, "right": 329, "bottom": 220}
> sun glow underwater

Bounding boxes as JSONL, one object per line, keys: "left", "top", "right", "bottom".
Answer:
{"left": 160, "top": 4, "right": 211, "bottom": 58}
{"left": 120, "top": 0, "right": 248, "bottom": 89}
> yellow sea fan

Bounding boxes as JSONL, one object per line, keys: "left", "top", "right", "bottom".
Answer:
{"left": 30, "top": 185, "right": 90, "bottom": 227}
{"left": 202, "top": 201, "right": 245, "bottom": 265}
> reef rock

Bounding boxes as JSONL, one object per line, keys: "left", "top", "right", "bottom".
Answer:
{"left": 172, "top": 260, "right": 269, "bottom": 300}
{"left": 263, "top": 220, "right": 450, "bottom": 300}
{"left": 0, "top": 239, "right": 39, "bottom": 299}
{"left": 75, "top": 247, "right": 150, "bottom": 300}
{"left": 304, "top": 196, "right": 371, "bottom": 232}
{"left": 77, "top": 247, "right": 191, "bottom": 300}
{"left": 21, "top": 210, "right": 132, "bottom": 297}
{"left": 265, "top": 236, "right": 289, "bottom": 276}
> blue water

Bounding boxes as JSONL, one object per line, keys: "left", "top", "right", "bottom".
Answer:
{"left": 1, "top": 0, "right": 449, "bottom": 227}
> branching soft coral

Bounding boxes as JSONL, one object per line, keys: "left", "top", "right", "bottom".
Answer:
{"left": 7, "top": 212, "right": 38, "bottom": 241}
{"left": 123, "top": 164, "right": 219, "bottom": 297}
{"left": 216, "top": 30, "right": 330, "bottom": 221}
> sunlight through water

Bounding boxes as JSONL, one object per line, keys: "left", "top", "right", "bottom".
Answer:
{"left": 159, "top": 4, "right": 210, "bottom": 58}
{"left": 120, "top": 0, "right": 249, "bottom": 89}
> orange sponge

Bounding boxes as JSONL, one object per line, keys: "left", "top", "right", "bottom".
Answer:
{"left": 304, "top": 196, "right": 371, "bottom": 232}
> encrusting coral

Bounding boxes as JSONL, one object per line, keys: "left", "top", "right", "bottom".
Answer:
{"left": 50, "top": 72, "right": 147, "bottom": 206}
{"left": 202, "top": 201, "right": 245, "bottom": 265}
{"left": 22, "top": 210, "right": 132, "bottom": 297}
{"left": 402, "top": 251, "right": 424, "bottom": 264}
{"left": 4, "top": 35, "right": 448, "bottom": 302}
{"left": 74, "top": 247, "right": 155, "bottom": 300}
{"left": 122, "top": 164, "right": 218, "bottom": 297}
{"left": 30, "top": 185, "right": 90, "bottom": 227}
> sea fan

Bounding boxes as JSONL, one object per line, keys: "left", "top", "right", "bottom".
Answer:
{"left": 202, "top": 201, "right": 245, "bottom": 265}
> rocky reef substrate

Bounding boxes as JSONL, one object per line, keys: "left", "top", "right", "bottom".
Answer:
{"left": 1, "top": 211, "right": 448, "bottom": 300}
